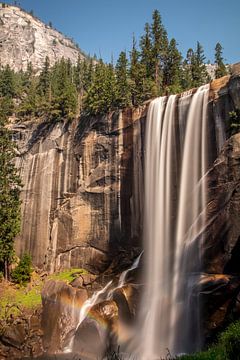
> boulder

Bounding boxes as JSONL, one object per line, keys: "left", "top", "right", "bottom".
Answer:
{"left": 41, "top": 280, "right": 88, "bottom": 353}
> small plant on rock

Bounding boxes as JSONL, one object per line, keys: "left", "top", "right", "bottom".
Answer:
{"left": 229, "top": 109, "right": 240, "bottom": 136}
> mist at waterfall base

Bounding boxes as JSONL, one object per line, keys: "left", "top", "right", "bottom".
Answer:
{"left": 37, "top": 85, "right": 225, "bottom": 360}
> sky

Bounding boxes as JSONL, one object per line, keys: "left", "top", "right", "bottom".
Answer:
{"left": 3, "top": 0, "right": 240, "bottom": 64}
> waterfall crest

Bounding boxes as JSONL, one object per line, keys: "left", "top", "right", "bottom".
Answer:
{"left": 139, "top": 85, "right": 212, "bottom": 358}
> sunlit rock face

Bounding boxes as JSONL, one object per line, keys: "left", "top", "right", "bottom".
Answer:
{"left": 41, "top": 280, "right": 88, "bottom": 353}
{"left": 41, "top": 278, "right": 141, "bottom": 357}
{"left": 0, "top": 4, "right": 86, "bottom": 72}
{"left": 13, "top": 107, "right": 146, "bottom": 273}
{"left": 12, "top": 74, "right": 240, "bottom": 276}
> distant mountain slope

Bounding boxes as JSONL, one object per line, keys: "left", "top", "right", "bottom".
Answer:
{"left": 0, "top": 3, "right": 87, "bottom": 72}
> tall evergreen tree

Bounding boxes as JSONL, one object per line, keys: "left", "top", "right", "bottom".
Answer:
{"left": 0, "top": 97, "right": 21, "bottom": 279}
{"left": 38, "top": 56, "right": 51, "bottom": 97}
{"left": 140, "top": 22, "right": 153, "bottom": 78}
{"left": 163, "top": 38, "right": 183, "bottom": 93}
{"left": 181, "top": 48, "right": 194, "bottom": 90}
{"left": 150, "top": 9, "right": 168, "bottom": 91}
{"left": 84, "top": 60, "right": 117, "bottom": 115}
{"left": 129, "top": 36, "right": 144, "bottom": 105}
{"left": 191, "top": 42, "right": 209, "bottom": 87}
{"left": 50, "top": 58, "right": 77, "bottom": 119}
{"left": 18, "top": 77, "right": 39, "bottom": 116}
{"left": 0, "top": 65, "right": 15, "bottom": 97}
{"left": 115, "top": 51, "right": 131, "bottom": 108}
{"left": 214, "top": 42, "right": 228, "bottom": 78}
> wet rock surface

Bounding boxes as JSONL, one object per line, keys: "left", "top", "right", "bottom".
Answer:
{"left": 41, "top": 280, "right": 88, "bottom": 353}
{"left": 204, "top": 133, "right": 240, "bottom": 274}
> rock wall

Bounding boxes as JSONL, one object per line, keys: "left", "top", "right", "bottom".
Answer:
{"left": 14, "top": 107, "right": 146, "bottom": 273}
{"left": 0, "top": 4, "right": 86, "bottom": 72}
{"left": 12, "top": 73, "right": 240, "bottom": 275}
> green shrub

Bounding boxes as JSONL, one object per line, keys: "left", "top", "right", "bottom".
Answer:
{"left": 180, "top": 321, "right": 240, "bottom": 360}
{"left": 229, "top": 110, "right": 240, "bottom": 135}
{"left": 11, "top": 253, "right": 32, "bottom": 285}
{"left": 218, "top": 321, "right": 240, "bottom": 359}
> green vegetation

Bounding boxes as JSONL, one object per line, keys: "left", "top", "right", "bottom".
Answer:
{"left": 0, "top": 267, "right": 88, "bottom": 319}
{"left": 215, "top": 42, "right": 228, "bottom": 79}
{"left": 0, "top": 10, "right": 228, "bottom": 120}
{"left": 11, "top": 253, "right": 33, "bottom": 285}
{"left": 180, "top": 321, "right": 240, "bottom": 360}
{"left": 49, "top": 267, "right": 88, "bottom": 283}
{"left": 0, "top": 94, "right": 22, "bottom": 280}
{"left": 229, "top": 109, "right": 240, "bottom": 135}
{"left": 0, "top": 282, "right": 41, "bottom": 319}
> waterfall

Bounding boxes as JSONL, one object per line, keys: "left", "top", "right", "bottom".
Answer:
{"left": 64, "top": 253, "right": 142, "bottom": 354}
{"left": 139, "top": 85, "right": 211, "bottom": 359}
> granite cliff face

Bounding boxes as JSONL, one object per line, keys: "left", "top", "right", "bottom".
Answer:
{"left": 12, "top": 73, "right": 240, "bottom": 276}
{"left": 14, "top": 107, "right": 146, "bottom": 273}
{"left": 0, "top": 4, "right": 86, "bottom": 72}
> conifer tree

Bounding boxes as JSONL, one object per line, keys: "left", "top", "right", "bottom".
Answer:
{"left": 85, "top": 60, "right": 117, "bottom": 115}
{"left": 115, "top": 51, "right": 131, "bottom": 108}
{"left": 38, "top": 56, "right": 51, "bottom": 97}
{"left": 214, "top": 42, "right": 228, "bottom": 78}
{"left": 181, "top": 48, "right": 194, "bottom": 90}
{"left": 150, "top": 9, "right": 168, "bottom": 91}
{"left": 129, "top": 35, "right": 143, "bottom": 105}
{"left": 51, "top": 58, "right": 77, "bottom": 119}
{"left": 164, "top": 38, "right": 183, "bottom": 93}
{"left": 0, "top": 65, "right": 15, "bottom": 97}
{"left": 140, "top": 22, "right": 153, "bottom": 78}
{"left": 0, "top": 97, "right": 21, "bottom": 279}
{"left": 191, "top": 42, "right": 209, "bottom": 87}
{"left": 18, "top": 77, "right": 39, "bottom": 116}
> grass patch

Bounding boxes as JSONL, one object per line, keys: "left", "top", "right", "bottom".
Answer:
{"left": 0, "top": 268, "right": 88, "bottom": 319}
{"left": 180, "top": 321, "right": 240, "bottom": 360}
{"left": 49, "top": 268, "right": 88, "bottom": 283}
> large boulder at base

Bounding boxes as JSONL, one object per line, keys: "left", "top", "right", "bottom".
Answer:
{"left": 41, "top": 280, "right": 88, "bottom": 353}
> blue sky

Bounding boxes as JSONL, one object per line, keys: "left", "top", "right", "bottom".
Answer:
{"left": 4, "top": 0, "right": 240, "bottom": 64}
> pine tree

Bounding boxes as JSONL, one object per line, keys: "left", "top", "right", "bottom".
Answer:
{"left": 115, "top": 51, "right": 131, "bottom": 108}
{"left": 191, "top": 42, "right": 209, "bottom": 87}
{"left": 181, "top": 48, "right": 194, "bottom": 90}
{"left": 150, "top": 9, "right": 168, "bottom": 91}
{"left": 38, "top": 56, "right": 51, "bottom": 97}
{"left": 140, "top": 22, "right": 153, "bottom": 78}
{"left": 129, "top": 36, "right": 145, "bottom": 105}
{"left": 37, "top": 56, "right": 52, "bottom": 114}
{"left": 84, "top": 60, "right": 117, "bottom": 115}
{"left": 18, "top": 77, "right": 39, "bottom": 116}
{"left": 0, "top": 65, "right": 15, "bottom": 97}
{"left": 0, "top": 97, "right": 21, "bottom": 279}
{"left": 50, "top": 58, "right": 77, "bottom": 120}
{"left": 163, "top": 38, "right": 183, "bottom": 93}
{"left": 214, "top": 42, "right": 227, "bottom": 79}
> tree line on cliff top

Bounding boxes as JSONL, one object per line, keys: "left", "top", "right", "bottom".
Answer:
{"left": 0, "top": 9, "right": 228, "bottom": 120}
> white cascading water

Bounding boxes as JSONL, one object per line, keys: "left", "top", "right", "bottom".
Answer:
{"left": 139, "top": 85, "right": 210, "bottom": 359}
{"left": 65, "top": 253, "right": 142, "bottom": 353}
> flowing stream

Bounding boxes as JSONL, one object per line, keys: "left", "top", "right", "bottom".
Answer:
{"left": 139, "top": 85, "right": 211, "bottom": 359}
